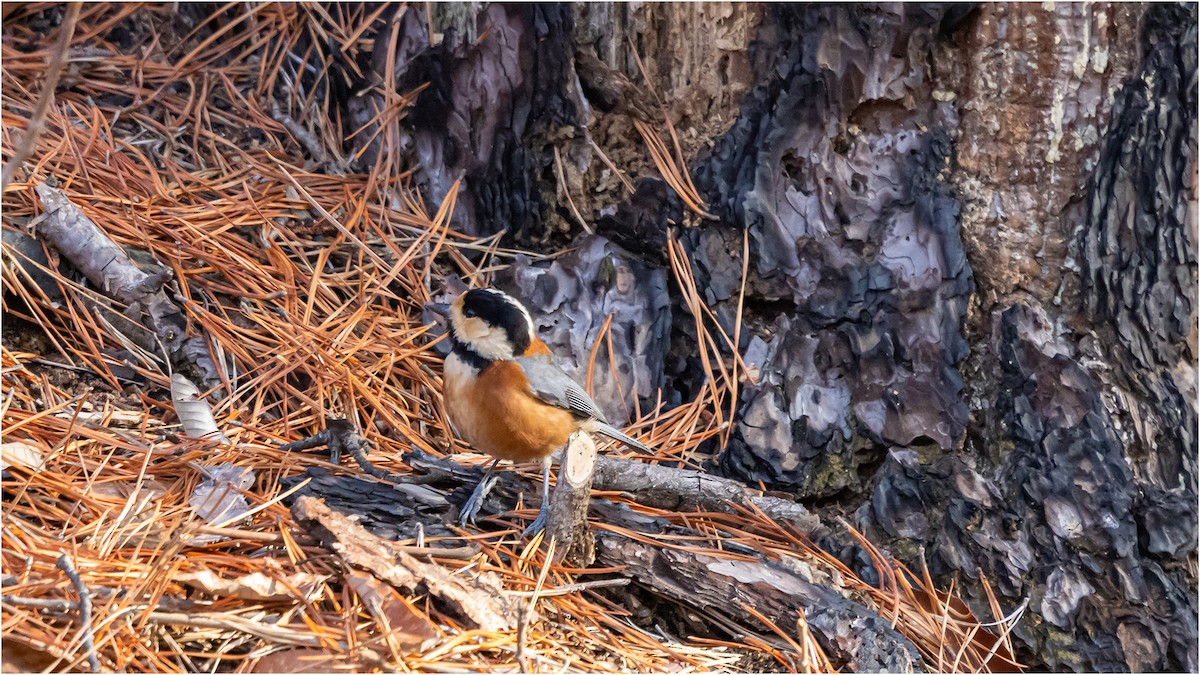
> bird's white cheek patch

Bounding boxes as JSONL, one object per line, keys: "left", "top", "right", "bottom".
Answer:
{"left": 459, "top": 318, "right": 514, "bottom": 360}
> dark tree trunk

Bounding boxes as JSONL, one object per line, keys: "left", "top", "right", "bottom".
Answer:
{"left": 360, "top": 3, "right": 1198, "bottom": 671}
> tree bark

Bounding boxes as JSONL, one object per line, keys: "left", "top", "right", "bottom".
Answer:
{"left": 545, "top": 432, "right": 597, "bottom": 565}
{"left": 360, "top": 3, "right": 1197, "bottom": 671}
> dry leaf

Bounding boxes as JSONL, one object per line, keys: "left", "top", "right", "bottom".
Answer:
{"left": 189, "top": 463, "right": 254, "bottom": 535}
{"left": 0, "top": 638, "right": 60, "bottom": 673}
{"left": 250, "top": 648, "right": 356, "bottom": 673}
{"left": 177, "top": 569, "right": 326, "bottom": 602}
{"left": 0, "top": 441, "right": 46, "bottom": 472}
{"left": 171, "top": 373, "right": 230, "bottom": 443}
{"left": 345, "top": 569, "right": 438, "bottom": 654}
{"left": 89, "top": 479, "right": 169, "bottom": 502}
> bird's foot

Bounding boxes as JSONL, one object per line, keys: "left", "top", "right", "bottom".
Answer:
{"left": 458, "top": 472, "right": 499, "bottom": 528}
{"left": 521, "top": 508, "right": 549, "bottom": 539}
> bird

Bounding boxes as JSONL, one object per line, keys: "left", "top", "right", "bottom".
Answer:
{"left": 429, "top": 287, "right": 652, "bottom": 536}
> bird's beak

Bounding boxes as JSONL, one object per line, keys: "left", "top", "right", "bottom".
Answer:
{"left": 425, "top": 302, "right": 452, "bottom": 319}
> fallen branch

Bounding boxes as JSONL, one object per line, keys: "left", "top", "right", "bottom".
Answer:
{"left": 290, "top": 495, "right": 520, "bottom": 631}
{"left": 592, "top": 529, "right": 923, "bottom": 673}
{"left": 33, "top": 180, "right": 223, "bottom": 391}
{"left": 545, "top": 432, "right": 598, "bottom": 565}
{"left": 291, "top": 453, "right": 923, "bottom": 671}
{"left": 401, "top": 448, "right": 822, "bottom": 537}
{"left": 592, "top": 455, "right": 822, "bottom": 535}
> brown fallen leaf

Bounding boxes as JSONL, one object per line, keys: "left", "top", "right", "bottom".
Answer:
{"left": 249, "top": 648, "right": 357, "bottom": 673}
{"left": 171, "top": 373, "right": 231, "bottom": 443}
{"left": 176, "top": 569, "right": 327, "bottom": 602}
{"left": 1, "top": 638, "right": 61, "bottom": 673}
{"left": 345, "top": 569, "right": 438, "bottom": 656}
{"left": 88, "top": 479, "right": 169, "bottom": 502}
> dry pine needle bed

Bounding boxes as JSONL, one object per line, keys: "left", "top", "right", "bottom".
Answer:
{"left": 2, "top": 4, "right": 1024, "bottom": 673}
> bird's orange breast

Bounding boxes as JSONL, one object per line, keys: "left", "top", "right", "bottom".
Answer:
{"left": 444, "top": 356, "right": 575, "bottom": 462}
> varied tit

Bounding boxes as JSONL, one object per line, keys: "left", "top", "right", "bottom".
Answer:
{"left": 430, "top": 288, "right": 651, "bottom": 535}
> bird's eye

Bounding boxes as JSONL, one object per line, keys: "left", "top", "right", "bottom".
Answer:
{"left": 464, "top": 307, "right": 478, "bottom": 318}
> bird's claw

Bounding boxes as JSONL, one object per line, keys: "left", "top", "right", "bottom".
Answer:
{"left": 521, "top": 509, "right": 549, "bottom": 539}
{"left": 458, "top": 473, "right": 499, "bottom": 529}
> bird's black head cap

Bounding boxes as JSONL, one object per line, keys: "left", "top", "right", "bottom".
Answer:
{"left": 456, "top": 288, "right": 532, "bottom": 356}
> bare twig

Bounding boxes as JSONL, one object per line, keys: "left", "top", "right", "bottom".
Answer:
{"left": 1, "top": 2, "right": 81, "bottom": 192}
{"left": 505, "top": 577, "right": 629, "bottom": 598}
{"left": 3, "top": 596, "right": 82, "bottom": 612}
{"left": 55, "top": 553, "right": 100, "bottom": 673}
{"left": 269, "top": 99, "right": 328, "bottom": 165}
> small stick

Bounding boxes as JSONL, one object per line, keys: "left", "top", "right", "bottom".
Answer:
{"left": 55, "top": 553, "right": 100, "bottom": 673}
{"left": 26, "top": 358, "right": 142, "bottom": 385}
{"left": 3, "top": 596, "right": 80, "bottom": 612}
{"left": 344, "top": 435, "right": 404, "bottom": 482}
{"left": 505, "top": 577, "right": 630, "bottom": 597}
{"left": 282, "top": 418, "right": 409, "bottom": 483}
{"left": 515, "top": 606, "right": 530, "bottom": 673}
{"left": 269, "top": 99, "right": 328, "bottom": 165}
{"left": 1, "top": 2, "right": 81, "bottom": 192}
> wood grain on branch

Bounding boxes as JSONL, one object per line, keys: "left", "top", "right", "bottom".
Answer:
{"left": 592, "top": 454, "right": 822, "bottom": 535}
{"left": 33, "top": 181, "right": 223, "bottom": 390}
{"left": 593, "top": 530, "right": 923, "bottom": 673}
{"left": 545, "top": 432, "right": 598, "bottom": 565}
{"left": 290, "top": 495, "right": 520, "bottom": 631}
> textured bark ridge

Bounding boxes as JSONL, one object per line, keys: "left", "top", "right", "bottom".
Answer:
{"left": 861, "top": 305, "right": 1195, "bottom": 671}
{"left": 994, "top": 306, "right": 1190, "bottom": 671}
{"left": 950, "top": 3, "right": 1142, "bottom": 309}
{"left": 354, "top": 4, "right": 582, "bottom": 241}
{"left": 856, "top": 5, "right": 1198, "bottom": 672}
{"left": 690, "top": 5, "right": 973, "bottom": 498}
{"left": 1079, "top": 4, "right": 1198, "bottom": 552}
{"left": 359, "top": 3, "right": 1197, "bottom": 670}
{"left": 593, "top": 527, "right": 923, "bottom": 673}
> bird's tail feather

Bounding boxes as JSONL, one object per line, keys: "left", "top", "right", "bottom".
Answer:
{"left": 593, "top": 422, "right": 653, "bottom": 454}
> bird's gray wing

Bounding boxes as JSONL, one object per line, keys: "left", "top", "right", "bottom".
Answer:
{"left": 514, "top": 354, "right": 608, "bottom": 424}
